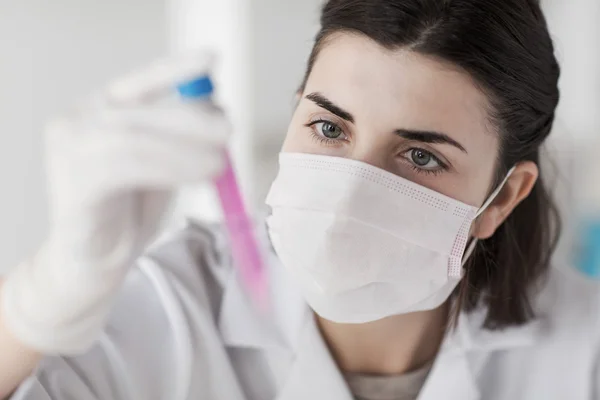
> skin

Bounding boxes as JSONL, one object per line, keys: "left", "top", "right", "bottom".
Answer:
{"left": 0, "top": 280, "right": 42, "bottom": 399}
{"left": 282, "top": 32, "right": 539, "bottom": 375}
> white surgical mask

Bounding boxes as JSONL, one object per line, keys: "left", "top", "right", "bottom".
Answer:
{"left": 265, "top": 153, "right": 513, "bottom": 323}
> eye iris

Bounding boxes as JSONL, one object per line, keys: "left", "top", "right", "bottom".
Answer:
{"left": 411, "top": 149, "right": 431, "bottom": 166}
{"left": 321, "top": 122, "right": 341, "bottom": 138}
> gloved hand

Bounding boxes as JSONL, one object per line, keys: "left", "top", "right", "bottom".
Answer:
{"left": 1, "top": 51, "right": 231, "bottom": 354}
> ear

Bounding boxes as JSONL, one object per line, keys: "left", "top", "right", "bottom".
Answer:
{"left": 473, "top": 161, "right": 539, "bottom": 239}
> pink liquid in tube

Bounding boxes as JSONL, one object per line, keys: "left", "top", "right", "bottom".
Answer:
{"left": 177, "top": 76, "right": 268, "bottom": 310}
{"left": 216, "top": 153, "right": 268, "bottom": 309}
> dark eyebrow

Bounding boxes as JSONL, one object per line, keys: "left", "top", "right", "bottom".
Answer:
{"left": 395, "top": 129, "right": 468, "bottom": 153}
{"left": 305, "top": 92, "right": 355, "bottom": 123}
{"left": 304, "top": 92, "right": 466, "bottom": 153}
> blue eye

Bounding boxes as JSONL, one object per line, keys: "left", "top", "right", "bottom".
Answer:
{"left": 402, "top": 148, "right": 445, "bottom": 174}
{"left": 314, "top": 121, "right": 344, "bottom": 139}
{"left": 411, "top": 149, "right": 437, "bottom": 167}
{"left": 306, "top": 119, "right": 347, "bottom": 145}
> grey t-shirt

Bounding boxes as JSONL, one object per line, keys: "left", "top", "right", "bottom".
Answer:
{"left": 344, "top": 362, "right": 432, "bottom": 400}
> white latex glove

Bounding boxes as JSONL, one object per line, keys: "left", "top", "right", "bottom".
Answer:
{"left": 1, "top": 51, "right": 231, "bottom": 354}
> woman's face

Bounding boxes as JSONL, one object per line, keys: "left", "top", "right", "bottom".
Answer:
{"left": 282, "top": 33, "right": 538, "bottom": 238}
{"left": 283, "top": 33, "right": 498, "bottom": 208}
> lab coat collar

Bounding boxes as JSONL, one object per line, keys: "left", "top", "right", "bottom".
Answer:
{"left": 457, "top": 303, "right": 548, "bottom": 352}
{"left": 275, "top": 313, "right": 355, "bottom": 400}
{"left": 219, "top": 255, "right": 354, "bottom": 399}
{"left": 218, "top": 223, "right": 546, "bottom": 399}
{"left": 417, "top": 306, "right": 546, "bottom": 400}
{"left": 274, "top": 307, "right": 546, "bottom": 400}
{"left": 218, "top": 222, "right": 308, "bottom": 353}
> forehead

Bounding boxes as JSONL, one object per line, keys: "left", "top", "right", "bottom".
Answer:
{"left": 304, "top": 33, "right": 494, "bottom": 151}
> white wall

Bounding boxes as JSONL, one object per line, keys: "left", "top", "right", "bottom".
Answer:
{"left": 540, "top": 0, "right": 600, "bottom": 267}
{"left": 0, "top": 0, "right": 166, "bottom": 273}
{"left": 167, "top": 0, "right": 322, "bottom": 222}
{"left": 543, "top": 0, "right": 600, "bottom": 141}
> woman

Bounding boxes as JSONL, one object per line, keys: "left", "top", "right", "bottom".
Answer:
{"left": 1, "top": 0, "right": 599, "bottom": 399}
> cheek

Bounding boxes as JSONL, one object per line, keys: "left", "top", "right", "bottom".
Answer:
{"left": 281, "top": 124, "right": 305, "bottom": 153}
{"left": 281, "top": 110, "right": 307, "bottom": 153}
{"left": 465, "top": 152, "right": 500, "bottom": 206}
{"left": 417, "top": 152, "right": 498, "bottom": 210}
{"left": 447, "top": 160, "right": 498, "bottom": 215}
{"left": 439, "top": 135, "right": 500, "bottom": 207}
{"left": 449, "top": 163, "right": 497, "bottom": 206}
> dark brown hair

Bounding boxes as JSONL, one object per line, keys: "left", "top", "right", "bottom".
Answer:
{"left": 301, "top": 0, "right": 561, "bottom": 329}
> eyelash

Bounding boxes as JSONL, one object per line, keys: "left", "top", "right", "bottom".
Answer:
{"left": 403, "top": 151, "right": 448, "bottom": 176}
{"left": 305, "top": 118, "right": 448, "bottom": 175}
{"left": 305, "top": 119, "right": 347, "bottom": 146}
{"left": 407, "top": 161, "right": 445, "bottom": 176}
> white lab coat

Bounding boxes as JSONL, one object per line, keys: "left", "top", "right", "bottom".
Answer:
{"left": 10, "top": 219, "right": 600, "bottom": 400}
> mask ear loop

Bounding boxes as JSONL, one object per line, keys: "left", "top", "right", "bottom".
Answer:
{"left": 461, "top": 166, "right": 516, "bottom": 267}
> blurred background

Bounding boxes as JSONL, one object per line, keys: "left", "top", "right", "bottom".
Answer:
{"left": 0, "top": 0, "right": 598, "bottom": 273}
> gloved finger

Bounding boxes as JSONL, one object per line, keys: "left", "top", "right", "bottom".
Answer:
{"left": 89, "top": 103, "right": 232, "bottom": 147}
{"left": 72, "top": 128, "right": 227, "bottom": 191}
{"left": 105, "top": 50, "right": 216, "bottom": 103}
{"left": 86, "top": 150, "right": 225, "bottom": 200}
{"left": 137, "top": 190, "right": 173, "bottom": 239}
